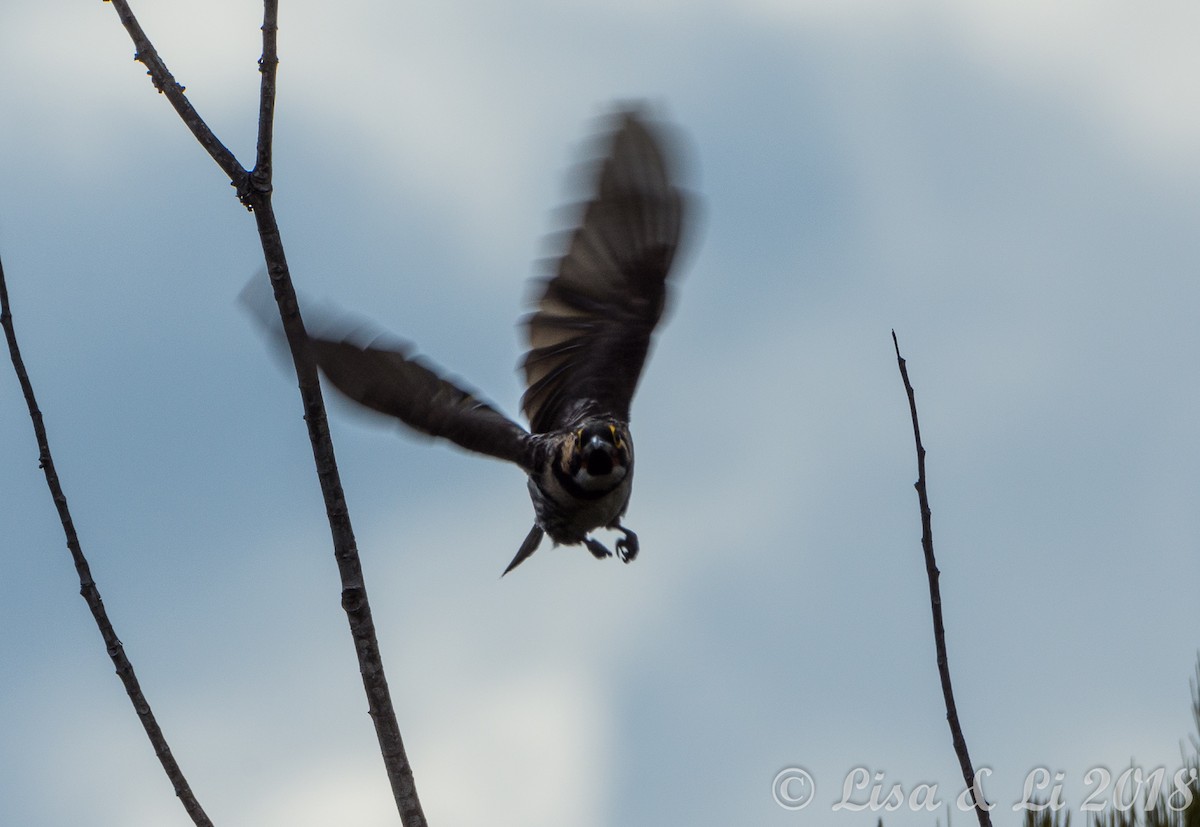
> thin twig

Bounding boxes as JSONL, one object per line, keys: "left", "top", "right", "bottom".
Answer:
{"left": 101, "top": 1, "right": 426, "bottom": 822}
{"left": 251, "top": 0, "right": 278, "bottom": 191}
{"left": 892, "top": 330, "right": 992, "bottom": 827}
{"left": 105, "top": 0, "right": 251, "bottom": 203}
{"left": 1, "top": 255, "right": 215, "bottom": 827}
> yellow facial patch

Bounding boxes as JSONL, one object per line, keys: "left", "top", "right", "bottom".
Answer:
{"left": 608, "top": 424, "right": 625, "bottom": 450}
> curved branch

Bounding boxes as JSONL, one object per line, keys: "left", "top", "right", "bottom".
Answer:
{"left": 104, "top": 0, "right": 251, "bottom": 202}
{"left": 1, "top": 254, "right": 214, "bottom": 827}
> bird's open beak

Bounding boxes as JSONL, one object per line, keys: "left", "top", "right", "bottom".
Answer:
{"left": 585, "top": 435, "right": 619, "bottom": 475}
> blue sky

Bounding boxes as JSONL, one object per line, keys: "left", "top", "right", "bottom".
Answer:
{"left": 2, "top": 2, "right": 1198, "bottom": 826}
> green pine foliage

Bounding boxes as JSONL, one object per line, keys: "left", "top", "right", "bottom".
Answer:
{"left": 1023, "top": 806, "right": 1070, "bottom": 827}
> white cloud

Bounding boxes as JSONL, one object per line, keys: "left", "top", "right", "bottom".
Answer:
{"left": 719, "top": 0, "right": 1200, "bottom": 170}
{"left": 417, "top": 669, "right": 610, "bottom": 827}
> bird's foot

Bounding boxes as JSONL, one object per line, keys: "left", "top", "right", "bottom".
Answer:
{"left": 614, "top": 526, "right": 639, "bottom": 563}
{"left": 584, "top": 537, "right": 613, "bottom": 561}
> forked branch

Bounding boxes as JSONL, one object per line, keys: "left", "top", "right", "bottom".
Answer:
{"left": 94, "top": 1, "right": 426, "bottom": 822}
{"left": 105, "top": 0, "right": 249, "bottom": 200}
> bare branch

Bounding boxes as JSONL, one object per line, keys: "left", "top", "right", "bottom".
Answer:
{"left": 252, "top": 0, "right": 279, "bottom": 190}
{"left": 892, "top": 330, "right": 992, "bottom": 827}
{"left": 1, "top": 254, "right": 215, "bottom": 827}
{"left": 99, "top": 2, "right": 427, "bottom": 822}
{"left": 250, "top": 199, "right": 427, "bottom": 824}
{"left": 104, "top": 0, "right": 251, "bottom": 203}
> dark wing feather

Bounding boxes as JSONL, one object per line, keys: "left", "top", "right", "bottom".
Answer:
{"left": 310, "top": 335, "right": 536, "bottom": 471}
{"left": 521, "top": 110, "right": 685, "bottom": 433}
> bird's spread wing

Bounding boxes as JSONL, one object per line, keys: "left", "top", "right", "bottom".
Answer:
{"left": 309, "top": 334, "right": 537, "bottom": 471}
{"left": 521, "top": 109, "right": 686, "bottom": 434}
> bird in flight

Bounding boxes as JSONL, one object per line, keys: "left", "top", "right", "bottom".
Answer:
{"left": 305, "top": 108, "right": 688, "bottom": 575}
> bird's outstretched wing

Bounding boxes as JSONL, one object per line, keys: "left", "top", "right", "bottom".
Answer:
{"left": 521, "top": 109, "right": 686, "bottom": 434}
{"left": 310, "top": 334, "right": 537, "bottom": 471}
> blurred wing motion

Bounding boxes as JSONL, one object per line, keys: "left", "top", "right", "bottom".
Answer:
{"left": 309, "top": 336, "right": 536, "bottom": 470}
{"left": 242, "top": 106, "right": 690, "bottom": 577}
{"left": 522, "top": 110, "right": 686, "bottom": 434}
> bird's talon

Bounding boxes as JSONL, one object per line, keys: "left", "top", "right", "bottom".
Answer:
{"left": 615, "top": 527, "right": 639, "bottom": 563}
{"left": 584, "top": 538, "right": 613, "bottom": 561}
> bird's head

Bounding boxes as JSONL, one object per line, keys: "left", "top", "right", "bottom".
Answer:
{"left": 561, "top": 420, "right": 633, "bottom": 492}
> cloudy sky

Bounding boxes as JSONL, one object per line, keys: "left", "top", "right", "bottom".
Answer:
{"left": 2, "top": 2, "right": 1198, "bottom": 826}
